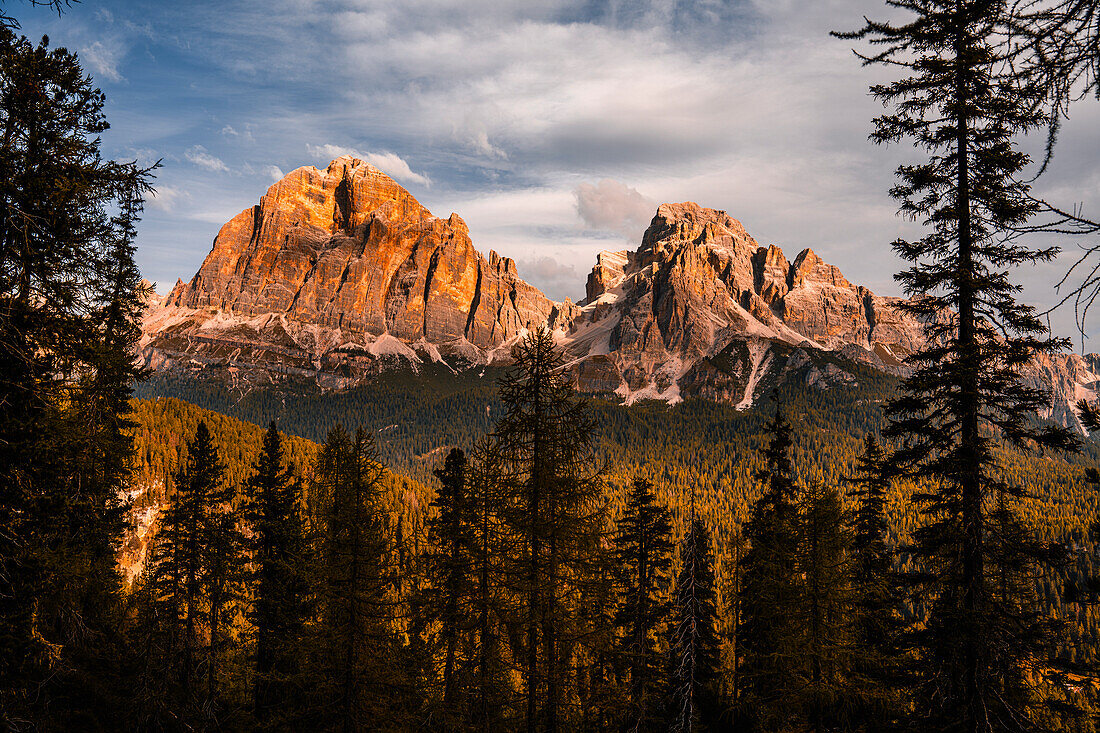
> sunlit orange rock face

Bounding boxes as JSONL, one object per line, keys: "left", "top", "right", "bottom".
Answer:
{"left": 594, "top": 202, "right": 919, "bottom": 362}
{"left": 168, "top": 156, "right": 570, "bottom": 347}
{"left": 144, "top": 165, "right": 1098, "bottom": 431}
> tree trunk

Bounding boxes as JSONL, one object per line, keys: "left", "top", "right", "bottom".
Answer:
{"left": 953, "top": 8, "right": 984, "bottom": 732}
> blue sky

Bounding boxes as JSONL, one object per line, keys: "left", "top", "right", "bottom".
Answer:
{"left": 13, "top": 0, "right": 1100, "bottom": 342}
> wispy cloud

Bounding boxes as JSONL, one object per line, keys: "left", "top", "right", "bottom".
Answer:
{"left": 221, "top": 125, "right": 255, "bottom": 142}
{"left": 80, "top": 40, "right": 125, "bottom": 82}
{"left": 306, "top": 144, "right": 431, "bottom": 187}
{"left": 146, "top": 185, "right": 188, "bottom": 212}
{"left": 185, "top": 146, "right": 229, "bottom": 173}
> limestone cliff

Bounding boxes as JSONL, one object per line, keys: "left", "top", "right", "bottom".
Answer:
{"left": 140, "top": 164, "right": 1100, "bottom": 431}
{"left": 562, "top": 202, "right": 925, "bottom": 401}
{"left": 163, "top": 155, "right": 571, "bottom": 348}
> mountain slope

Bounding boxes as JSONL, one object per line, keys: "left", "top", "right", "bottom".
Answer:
{"left": 122, "top": 396, "right": 432, "bottom": 582}
{"left": 145, "top": 155, "right": 576, "bottom": 383}
{"left": 140, "top": 156, "right": 1100, "bottom": 429}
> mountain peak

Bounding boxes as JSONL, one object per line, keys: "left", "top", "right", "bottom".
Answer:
{"left": 653, "top": 201, "right": 742, "bottom": 229}
{"left": 641, "top": 201, "right": 758, "bottom": 263}
{"left": 251, "top": 157, "right": 430, "bottom": 241}
{"left": 790, "top": 247, "right": 853, "bottom": 290}
{"left": 160, "top": 157, "right": 563, "bottom": 354}
{"left": 141, "top": 169, "right": 1099, "bottom": 431}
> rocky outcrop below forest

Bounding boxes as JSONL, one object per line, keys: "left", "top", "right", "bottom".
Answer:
{"left": 140, "top": 157, "right": 1100, "bottom": 431}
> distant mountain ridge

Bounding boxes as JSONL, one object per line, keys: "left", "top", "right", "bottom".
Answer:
{"left": 140, "top": 156, "right": 1100, "bottom": 430}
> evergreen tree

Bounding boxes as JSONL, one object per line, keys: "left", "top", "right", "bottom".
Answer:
{"left": 612, "top": 477, "right": 674, "bottom": 732}
{"left": 245, "top": 421, "right": 310, "bottom": 726}
{"left": 576, "top": 531, "right": 621, "bottom": 732}
{"left": 838, "top": 3, "right": 1082, "bottom": 729}
{"left": 0, "top": 2, "right": 70, "bottom": 30}
{"left": 128, "top": 560, "right": 179, "bottom": 731}
{"left": 464, "top": 439, "right": 511, "bottom": 732}
{"left": 738, "top": 407, "right": 803, "bottom": 731}
{"left": 1077, "top": 400, "right": 1100, "bottom": 442}
{"left": 719, "top": 528, "right": 747, "bottom": 731}
{"left": 493, "top": 327, "right": 605, "bottom": 731}
{"left": 1007, "top": 0, "right": 1100, "bottom": 166}
{"left": 203, "top": 478, "right": 246, "bottom": 722}
{"left": 0, "top": 25, "right": 154, "bottom": 728}
{"left": 148, "top": 421, "right": 228, "bottom": 720}
{"left": 420, "top": 447, "right": 476, "bottom": 728}
{"left": 309, "top": 425, "right": 395, "bottom": 732}
{"left": 846, "top": 435, "right": 906, "bottom": 727}
{"left": 668, "top": 505, "right": 720, "bottom": 733}
{"left": 797, "top": 481, "right": 855, "bottom": 733}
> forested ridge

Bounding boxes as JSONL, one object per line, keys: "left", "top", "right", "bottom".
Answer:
{"left": 129, "top": 368, "right": 1100, "bottom": 670}
{"left": 116, "top": 328, "right": 1100, "bottom": 730}
{"left": 134, "top": 366, "right": 1100, "bottom": 556}
{"left": 129, "top": 396, "right": 429, "bottom": 518}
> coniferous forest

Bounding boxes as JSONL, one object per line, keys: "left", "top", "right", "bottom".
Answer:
{"left": 3, "top": 0, "right": 1100, "bottom": 731}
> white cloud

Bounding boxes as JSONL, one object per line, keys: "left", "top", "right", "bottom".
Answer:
{"left": 434, "top": 187, "right": 623, "bottom": 300}
{"left": 574, "top": 179, "right": 656, "bottom": 240}
{"left": 185, "top": 146, "right": 230, "bottom": 173}
{"left": 221, "top": 124, "right": 255, "bottom": 142}
{"left": 80, "top": 40, "right": 125, "bottom": 82}
{"left": 305, "top": 144, "right": 431, "bottom": 187}
{"left": 265, "top": 165, "right": 285, "bottom": 182}
{"left": 517, "top": 257, "right": 583, "bottom": 301}
{"left": 146, "top": 185, "right": 188, "bottom": 212}
{"left": 190, "top": 208, "right": 250, "bottom": 225}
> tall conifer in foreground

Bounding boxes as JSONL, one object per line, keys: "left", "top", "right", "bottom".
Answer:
{"left": 668, "top": 502, "right": 720, "bottom": 733}
{"left": 493, "top": 327, "right": 605, "bottom": 732}
{"left": 613, "top": 477, "right": 675, "bottom": 732}
{"left": 203, "top": 475, "right": 246, "bottom": 721}
{"left": 464, "top": 439, "right": 511, "bottom": 732}
{"left": 420, "top": 447, "right": 477, "bottom": 728}
{"left": 148, "top": 421, "right": 227, "bottom": 720}
{"left": 245, "top": 421, "right": 309, "bottom": 726}
{"left": 1008, "top": 0, "right": 1099, "bottom": 166}
{"left": 310, "top": 425, "right": 395, "bottom": 732}
{"left": 846, "top": 435, "right": 905, "bottom": 726}
{"left": 720, "top": 528, "right": 747, "bottom": 730}
{"left": 738, "top": 407, "right": 803, "bottom": 730}
{"left": 797, "top": 481, "right": 855, "bottom": 733}
{"left": 0, "top": 24, "right": 154, "bottom": 728}
{"left": 838, "top": 3, "right": 1081, "bottom": 729}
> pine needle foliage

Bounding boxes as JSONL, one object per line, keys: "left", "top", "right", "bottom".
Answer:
{"left": 846, "top": 435, "right": 908, "bottom": 727}
{"left": 418, "top": 446, "right": 480, "bottom": 729}
{"left": 837, "top": 2, "right": 1083, "bottom": 729}
{"left": 307, "top": 425, "right": 397, "bottom": 732}
{"left": 147, "top": 420, "right": 236, "bottom": 723}
{"left": 244, "top": 421, "right": 310, "bottom": 726}
{"left": 797, "top": 481, "right": 856, "bottom": 733}
{"left": 464, "top": 439, "right": 513, "bottom": 732}
{"left": 738, "top": 407, "right": 803, "bottom": 730}
{"left": 493, "top": 326, "right": 606, "bottom": 732}
{"left": 613, "top": 477, "right": 675, "bottom": 732}
{"left": 0, "top": 24, "right": 154, "bottom": 728}
{"left": 669, "top": 507, "right": 721, "bottom": 733}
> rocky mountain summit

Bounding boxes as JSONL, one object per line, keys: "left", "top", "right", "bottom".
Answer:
{"left": 150, "top": 156, "right": 575, "bottom": 377}
{"left": 141, "top": 157, "right": 1100, "bottom": 429}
